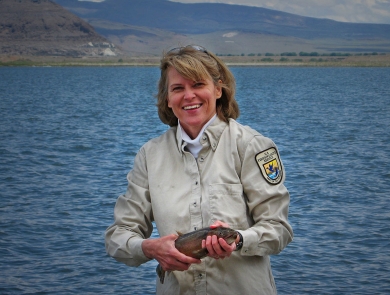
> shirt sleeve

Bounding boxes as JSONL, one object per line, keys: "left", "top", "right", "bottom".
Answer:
{"left": 104, "top": 146, "right": 154, "bottom": 266}
{"left": 238, "top": 135, "right": 293, "bottom": 256}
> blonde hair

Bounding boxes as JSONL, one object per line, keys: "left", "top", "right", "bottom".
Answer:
{"left": 156, "top": 45, "right": 239, "bottom": 126}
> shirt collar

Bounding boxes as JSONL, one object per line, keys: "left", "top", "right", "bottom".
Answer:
{"left": 180, "top": 114, "right": 216, "bottom": 143}
{"left": 175, "top": 115, "right": 228, "bottom": 154}
{"left": 203, "top": 116, "right": 228, "bottom": 152}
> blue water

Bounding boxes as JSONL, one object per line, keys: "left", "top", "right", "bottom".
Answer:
{"left": 0, "top": 66, "right": 389, "bottom": 294}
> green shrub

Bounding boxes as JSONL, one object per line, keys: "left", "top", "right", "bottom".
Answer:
{"left": 281, "top": 52, "right": 297, "bottom": 56}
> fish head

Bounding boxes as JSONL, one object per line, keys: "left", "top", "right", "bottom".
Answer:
{"left": 209, "top": 227, "right": 238, "bottom": 244}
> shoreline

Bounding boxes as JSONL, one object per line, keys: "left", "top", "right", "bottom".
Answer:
{"left": 1, "top": 54, "right": 389, "bottom": 67}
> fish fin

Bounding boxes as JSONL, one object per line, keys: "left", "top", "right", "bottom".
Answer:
{"left": 160, "top": 270, "right": 166, "bottom": 284}
{"left": 156, "top": 264, "right": 171, "bottom": 284}
{"left": 176, "top": 231, "right": 183, "bottom": 236}
{"left": 156, "top": 264, "right": 166, "bottom": 284}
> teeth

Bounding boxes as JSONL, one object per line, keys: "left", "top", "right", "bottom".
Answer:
{"left": 183, "top": 104, "right": 201, "bottom": 110}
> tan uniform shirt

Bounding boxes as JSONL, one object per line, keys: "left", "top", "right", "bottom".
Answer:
{"left": 105, "top": 117, "right": 293, "bottom": 295}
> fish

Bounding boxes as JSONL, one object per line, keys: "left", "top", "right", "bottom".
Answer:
{"left": 156, "top": 226, "right": 238, "bottom": 284}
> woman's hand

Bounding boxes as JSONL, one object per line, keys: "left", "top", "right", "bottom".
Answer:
{"left": 142, "top": 234, "right": 201, "bottom": 272}
{"left": 202, "top": 220, "right": 238, "bottom": 260}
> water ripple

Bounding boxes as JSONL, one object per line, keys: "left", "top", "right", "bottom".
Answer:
{"left": 1, "top": 67, "right": 389, "bottom": 294}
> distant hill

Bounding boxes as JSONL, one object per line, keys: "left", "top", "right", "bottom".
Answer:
{"left": 52, "top": 0, "right": 390, "bottom": 56}
{"left": 0, "top": 0, "right": 121, "bottom": 57}
{"left": 2, "top": 0, "right": 389, "bottom": 58}
{"left": 54, "top": 0, "right": 390, "bottom": 38}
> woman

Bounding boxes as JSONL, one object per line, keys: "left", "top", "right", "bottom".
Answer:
{"left": 105, "top": 45, "right": 293, "bottom": 294}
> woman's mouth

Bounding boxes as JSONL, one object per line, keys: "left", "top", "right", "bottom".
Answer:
{"left": 183, "top": 104, "right": 201, "bottom": 110}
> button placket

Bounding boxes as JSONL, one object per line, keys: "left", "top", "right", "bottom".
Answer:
{"left": 193, "top": 262, "right": 207, "bottom": 294}
{"left": 188, "top": 153, "right": 202, "bottom": 233}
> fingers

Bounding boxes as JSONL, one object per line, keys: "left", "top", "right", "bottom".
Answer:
{"left": 177, "top": 252, "right": 202, "bottom": 265}
{"left": 204, "top": 235, "right": 234, "bottom": 260}
{"left": 218, "top": 237, "right": 236, "bottom": 252}
{"left": 161, "top": 258, "right": 192, "bottom": 272}
{"left": 160, "top": 251, "right": 201, "bottom": 272}
{"left": 149, "top": 234, "right": 201, "bottom": 272}
{"left": 205, "top": 220, "right": 235, "bottom": 260}
{"left": 165, "top": 248, "right": 201, "bottom": 271}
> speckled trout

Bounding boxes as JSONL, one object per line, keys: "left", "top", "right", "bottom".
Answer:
{"left": 156, "top": 227, "right": 238, "bottom": 284}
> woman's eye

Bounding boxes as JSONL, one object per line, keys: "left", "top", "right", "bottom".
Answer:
{"left": 172, "top": 86, "right": 183, "bottom": 91}
{"left": 194, "top": 82, "right": 204, "bottom": 87}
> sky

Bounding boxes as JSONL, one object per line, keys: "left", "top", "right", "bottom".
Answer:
{"left": 79, "top": 0, "right": 390, "bottom": 24}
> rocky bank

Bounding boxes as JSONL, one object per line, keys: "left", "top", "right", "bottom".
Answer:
{"left": 0, "top": 0, "right": 121, "bottom": 57}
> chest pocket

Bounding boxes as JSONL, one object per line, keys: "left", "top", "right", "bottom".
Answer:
{"left": 209, "top": 183, "right": 249, "bottom": 229}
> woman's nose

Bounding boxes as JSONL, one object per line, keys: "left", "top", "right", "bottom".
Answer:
{"left": 183, "top": 87, "right": 195, "bottom": 99}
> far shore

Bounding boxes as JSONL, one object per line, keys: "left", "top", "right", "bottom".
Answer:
{"left": 1, "top": 53, "right": 389, "bottom": 67}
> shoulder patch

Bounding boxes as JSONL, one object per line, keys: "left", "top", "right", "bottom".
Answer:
{"left": 255, "top": 147, "right": 283, "bottom": 185}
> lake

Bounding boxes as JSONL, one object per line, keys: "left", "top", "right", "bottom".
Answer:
{"left": 0, "top": 66, "right": 389, "bottom": 294}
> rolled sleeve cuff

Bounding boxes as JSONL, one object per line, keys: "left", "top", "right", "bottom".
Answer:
{"left": 127, "top": 237, "right": 152, "bottom": 265}
{"left": 238, "top": 228, "right": 274, "bottom": 257}
{"left": 238, "top": 229, "right": 257, "bottom": 256}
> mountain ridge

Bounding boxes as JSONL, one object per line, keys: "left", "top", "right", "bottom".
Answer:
{"left": 52, "top": 0, "right": 390, "bottom": 56}
{"left": 54, "top": 0, "right": 390, "bottom": 39}
{"left": 1, "top": 0, "right": 389, "bottom": 58}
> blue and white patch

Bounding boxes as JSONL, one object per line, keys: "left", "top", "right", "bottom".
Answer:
{"left": 255, "top": 147, "right": 283, "bottom": 185}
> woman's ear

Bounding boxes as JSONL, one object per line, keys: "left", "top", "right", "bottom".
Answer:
{"left": 216, "top": 80, "right": 223, "bottom": 99}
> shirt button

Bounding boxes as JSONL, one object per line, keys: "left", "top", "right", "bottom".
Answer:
{"left": 199, "top": 157, "right": 204, "bottom": 162}
{"left": 195, "top": 181, "right": 198, "bottom": 185}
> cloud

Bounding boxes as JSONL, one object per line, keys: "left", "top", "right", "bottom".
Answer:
{"left": 170, "top": 0, "right": 390, "bottom": 24}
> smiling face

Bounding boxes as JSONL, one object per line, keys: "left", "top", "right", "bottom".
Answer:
{"left": 167, "top": 67, "right": 222, "bottom": 139}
